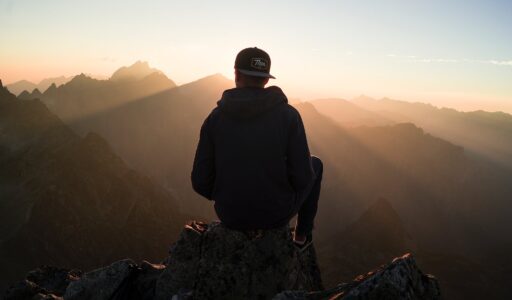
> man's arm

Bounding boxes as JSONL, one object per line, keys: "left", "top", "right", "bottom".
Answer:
{"left": 287, "top": 110, "right": 315, "bottom": 192}
{"left": 191, "top": 115, "right": 215, "bottom": 200}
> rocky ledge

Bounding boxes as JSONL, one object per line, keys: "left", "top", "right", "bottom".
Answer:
{"left": 4, "top": 221, "right": 441, "bottom": 300}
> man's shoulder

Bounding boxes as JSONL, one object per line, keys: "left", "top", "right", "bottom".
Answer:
{"left": 278, "top": 102, "right": 302, "bottom": 120}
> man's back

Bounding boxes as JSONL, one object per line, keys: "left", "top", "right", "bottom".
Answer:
{"left": 192, "top": 86, "right": 314, "bottom": 230}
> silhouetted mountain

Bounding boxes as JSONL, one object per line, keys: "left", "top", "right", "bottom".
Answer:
{"left": 0, "top": 84, "right": 187, "bottom": 292}
{"left": 110, "top": 60, "right": 161, "bottom": 81}
{"left": 296, "top": 102, "right": 512, "bottom": 256}
{"left": 5, "top": 80, "right": 36, "bottom": 96}
{"left": 6, "top": 76, "right": 72, "bottom": 96}
{"left": 23, "top": 68, "right": 231, "bottom": 219}
{"left": 318, "top": 198, "right": 509, "bottom": 300}
{"left": 310, "top": 98, "right": 393, "bottom": 127}
{"left": 350, "top": 96, "right": 512, "bottom": 168}
{"left": 319, "top": 199, "right": 414, "bottom": 284}
{"left": 26, "top": 63, "right": 176, "bottom": 123}
{"left": 68, "top": 73, "right": 234, "bottom": 217}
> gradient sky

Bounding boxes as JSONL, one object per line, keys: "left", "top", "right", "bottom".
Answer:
{"left": 1, "top": 0, "right": 511, "bottom": 112}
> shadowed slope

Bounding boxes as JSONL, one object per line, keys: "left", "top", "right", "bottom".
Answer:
{"left": 0, "top": 83, "right": 187, "bottom": 292}
{"left": 22, "top": 62, "right": 177, "bottom": 123}
{"left": 352, "top": 96, "right": 512, "bottom": 168}
{"left": 310, "top": 98, "right": 393, "bottom": 127}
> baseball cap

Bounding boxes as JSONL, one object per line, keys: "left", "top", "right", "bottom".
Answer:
{"left": 234, "top": 47, "right": 276, "bottom": 79}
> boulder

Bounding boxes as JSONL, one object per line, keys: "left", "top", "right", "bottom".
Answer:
{"left": 26, "top": 266, "right": 82, "bottom": 296}
{"left": 64, "top": 259, "right": 137, "bottom": 300}
{"left": 273, "top": 253, "right": 441, "bottom": 300}
{"left": 155, "top": 221, "right": 323, "bottom": 299}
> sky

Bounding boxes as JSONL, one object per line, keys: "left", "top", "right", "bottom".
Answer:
{"left": 1, "top": 0, "right": 511, "bottom": 112}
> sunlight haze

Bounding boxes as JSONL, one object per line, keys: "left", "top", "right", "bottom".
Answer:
{"left": 1, "top": 0, "right": 511, "bottom": 112}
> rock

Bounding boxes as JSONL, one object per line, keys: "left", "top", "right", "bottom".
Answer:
{"left": 64, "top": 259, "right": 137, "bottom": 300}
{"left": 4, "top": 279, "right": 46, "bottom": 300}
{"left": 112, "top": 261, "right": 165, "bottom": 300}
{"left": 32, "top": 293, "right": 63, "bottom": 300}
{"left": 155, "top": 221, "right": 323, "bottom": 299}
{"left": 3, "top": 266, "right": 81, "bottom": 300}
{"left": 154, "top": 221, "right": 205, "bottom": 298}
{"left": 26, "top": 266, "right": 82, "bottom": 296}
{"left": 339, "top": 253, "right": 441, "bottom": 299}
{"left": 273, "top": 253, "right": 441, "bottom": 300}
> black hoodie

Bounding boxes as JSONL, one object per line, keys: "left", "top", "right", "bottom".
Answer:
{"left": 191, "top": 86, "right": 315, "bottom": 230}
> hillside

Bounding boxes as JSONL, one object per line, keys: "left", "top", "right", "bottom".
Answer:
{"left": 296, "top": 102, "right": 512, "bottom": 256}
{"left": 0, "top": 82, "right": 187, "bottom": 291}
{"left": 310, "top": 98, "right": 392, "bottom": 127}
{"left": 51, "top": 72, "right": 232, "bottom": 217}
{"left": 20, "top": 62, "right": 176, "bottom": 123}
{"left": 318, "top": 198, "right": 510, "bottom": 300}
{"left": 349, "top": 96, "right": 512, "bottom": 168}
{"left": 5, "top": 76, "right": 72, "bottom": 96}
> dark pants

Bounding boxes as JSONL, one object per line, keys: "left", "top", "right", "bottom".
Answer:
{"left": 294, "top": 156, "right": 323, "bottom": 236}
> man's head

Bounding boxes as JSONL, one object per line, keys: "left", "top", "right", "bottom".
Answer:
{"left": 234, "top": 47, "right": 275, "bottom": 88}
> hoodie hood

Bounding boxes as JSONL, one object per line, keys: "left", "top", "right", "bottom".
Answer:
{"left": 217, "top": 86, "right": 288, "bottom": 119}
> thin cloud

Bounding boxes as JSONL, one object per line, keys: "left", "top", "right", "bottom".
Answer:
{"left": 413, "top": 58, "right": 458, "bottom": 63}
{"left": 387, "top": 55, "right": 512, "bottom": 67}
{"left": 486, "top": 60, "right": 512, "bottom": 66}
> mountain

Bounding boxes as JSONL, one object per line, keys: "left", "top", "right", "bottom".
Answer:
{"left": 21, "top": 62, "right": 176, "bottom": 123}
{"left": 351, "top": 96, "right": 512, "bottom": 168}
{"left": 67, "top": 73, "right": 234, "bottom": 217}
{"left": 0, "top": 82, "right": 187, "bottom": 292}
{"left": 318, "top": 198, "right": 414, "bottom": 284}
{"left": 310, "top": 98, "right": 393, "bottom": 127}
{"left": 318, "top": 198, "right": 510, "bottom": 300}
{"left": 5, "top": 76, "right": 72, "bottom": 96}
{"left": 4, "top": 80, "right": 36, "bottom": 96}
{"left": 14, "top": 67, "right": 232, "bottom": 219}
{"left": 110, "top": 60, "right": 162, "bottom": 81}
{"left": 297, "top": 102, "right": 512, "bottom": 256}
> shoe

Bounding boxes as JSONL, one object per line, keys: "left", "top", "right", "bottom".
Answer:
{"left": 293, "top": 233, "right": 313, "bottom": 251}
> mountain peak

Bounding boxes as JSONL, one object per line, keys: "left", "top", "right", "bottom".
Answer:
{"left": 66, "top": 73, "right": 98, "bottom": 88}
{"left": 44, "top": 83, "right": 57, "bottom": 94}
{"left": 110, "top": 61, "right": 162, "bottom": 82}
{"left": 353, "top": 94, "right": 377, "bottom": 103}
{"left": 344, "top": 198, "right": 412, "bottom": 252}
{"left": 18, "top": 90, "right": 31, "bottom": 100}
{"left": 70, "top": 73, "right": 90, "bottom": 81}
{"left": 31, "top": 88, "right": 42, "bottom": 97}
{"left": 353, "top": 198, "right": 403, "bottom": 228}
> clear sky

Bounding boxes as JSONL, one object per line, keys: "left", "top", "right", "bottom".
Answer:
{"left": 1, "top": 0, "right": 511, "bottom": 112}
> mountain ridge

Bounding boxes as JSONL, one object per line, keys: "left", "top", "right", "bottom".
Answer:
{"left": 0, "top": 85, "right": 188, "bottom": 292}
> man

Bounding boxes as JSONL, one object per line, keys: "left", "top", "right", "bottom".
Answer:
{"left": 191, "top": 47, "right": 322, "bottom": 247}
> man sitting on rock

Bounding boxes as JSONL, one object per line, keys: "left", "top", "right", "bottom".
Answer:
{"left": 192, "top": 47, "right": 323, "bottom": 247}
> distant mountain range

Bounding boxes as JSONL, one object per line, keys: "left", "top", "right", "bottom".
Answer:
{"left": 19, "top": 62, "right": 232, "bottom": 217}
{"left": 310, "top": 98, "right": 393, "bottom": 127}
{"left": 0, "top": 82, "right": 188, "bottom": 292}
{"left": 3, "top": 62, "right": 512, "bottom": 299}
{"left": 312, "top": 96, "right": 512, "bottom": 168}
{"left": 6, "top": 76, "right": 73, "bottom": 96}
